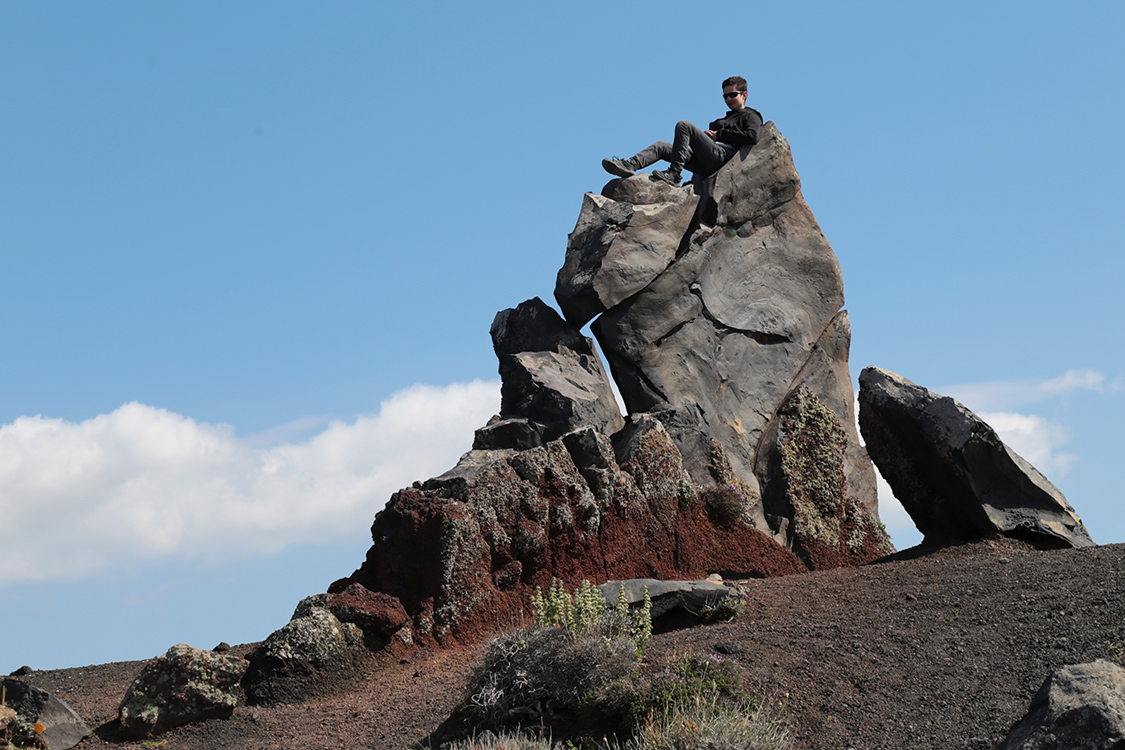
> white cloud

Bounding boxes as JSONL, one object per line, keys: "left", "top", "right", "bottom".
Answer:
{"left": 0, "top": 380, "right": 500, "bottom": 585}
{"left": 942, "top": 368, "right": 1109, "bottom": 412}
{"left": 978, "top": 411, "right": 1075, "bottom": 478}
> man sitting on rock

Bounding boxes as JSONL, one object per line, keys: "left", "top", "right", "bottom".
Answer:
{"left": 602, "top": 76, "right": 763, "bottom": 187}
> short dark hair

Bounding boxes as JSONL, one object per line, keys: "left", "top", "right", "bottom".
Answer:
{"left": 722, "top": 76, "right": 747, "bottom": 92}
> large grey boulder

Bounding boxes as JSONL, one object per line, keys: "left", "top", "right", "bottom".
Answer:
{"left": 0, "top": 678, "right": 89, "bottom": 749}
{"left": 473, "top": 297, "right": 623, "bottom": 451}
{"left": 858, "top": 366, "right": 1094, "bottom": 548}
{"left": 117, "top": 645, "right": 246, "bottom": 739}
{"left": 994, "top": 660, "right": 1125, "bottom": 749}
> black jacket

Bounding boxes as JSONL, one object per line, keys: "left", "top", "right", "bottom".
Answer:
{"left": 709, "top": 106, "right": 763, "bottom": 148}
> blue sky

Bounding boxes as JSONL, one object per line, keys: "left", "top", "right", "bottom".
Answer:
{"left": 2, "top": 2, "right": 1122, "bottom": 670}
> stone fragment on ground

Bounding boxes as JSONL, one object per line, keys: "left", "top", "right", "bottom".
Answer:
{"left": 597, "top": 577, "right": 736, "bottom": 619}
{"left": 993, "top": 660, "right": 1125, "bottom": 749}
{"left": 116, "top": 644, "right": 246, "bottom": 739}
{"left": 858, "top": 366, "right": 1094, "bottom": 548}
{"left": 0, "top": 677, "right": 88, "bottom": 750}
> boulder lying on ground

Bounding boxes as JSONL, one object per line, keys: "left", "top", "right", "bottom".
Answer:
{"left": 994, "top": 660, "right": 1125, "bottom": 749}
{"left": 117, "top": 645, "right": 246, "bottom": 739}
{"left": 0, "top": 678, "right": 88, "bottom": 750}
{"left": 858, "top": 366, "right": 1094, "bottom": 548}
{"left": 243, "top": 595, "right": 384, "bottom": 706}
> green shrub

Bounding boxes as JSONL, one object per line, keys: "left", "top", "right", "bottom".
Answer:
{"left": 534, "top": 580, "right": 652, "bottom": 656}
{"left": 462, "top": 616, "right": 639, "bottom": 728}
{"left": 535, "top": 579, "right": 607, "bottom": 633}
{"left": 688, "top": 593, "right": 744, "bottom": 622}
{"left": 1109, "top": 641, "right": 1125, "bottom": 667}
{"left": 701, "top": 484, "right": 747, "bottom": 526}
{"left": 606, "top": 654, "right": 746, "bottom": 730}
{"left": 627, "top": 695, "right": 792, "bottom": 750}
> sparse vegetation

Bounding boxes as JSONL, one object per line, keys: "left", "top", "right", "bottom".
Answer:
{"left": 1109, "top": 640, "right": 1125, "bottom": 667}
{"left": 676, "top": 479, "right": 696, "bottom": 509}
{"left": 628, "top": 696, "right": 791, "bottom": 750}
{"left": 687, "top": 593, "right": 744, "bottom": 622}
{"left": 457, "top": 581, "right": 787, "bottom": 749}
{"left": 701, "top": 484, "right": 749, "bottom": 526}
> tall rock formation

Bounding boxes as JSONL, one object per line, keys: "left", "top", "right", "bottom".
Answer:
{"left": 557, "top": 122, "right": 890, "bottom": 566}
{"left": 326, "top": 121, "right": 891, "bottom": 648}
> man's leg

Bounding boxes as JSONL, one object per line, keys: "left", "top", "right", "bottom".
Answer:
{"left": 667, "top": 120, "right": 731, "bottom": 178}
{"left": 602, "top": 141, "right": 672, "bottom": 177}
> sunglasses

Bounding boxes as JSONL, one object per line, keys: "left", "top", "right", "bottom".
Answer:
{"left": 723, "top": 91, "right": 745, "bottom": 99}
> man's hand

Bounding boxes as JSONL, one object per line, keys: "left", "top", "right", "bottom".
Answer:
{"left": 706, "top": 130, "right": 719, "bottom": 140}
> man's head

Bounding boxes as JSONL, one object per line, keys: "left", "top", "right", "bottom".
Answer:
{"left": 721, "top": 76, "right": 748, "bottom": 111}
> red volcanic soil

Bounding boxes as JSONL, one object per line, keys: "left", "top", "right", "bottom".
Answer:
{"left": 16, "top": 538, "right": 1125, "bottom": 750}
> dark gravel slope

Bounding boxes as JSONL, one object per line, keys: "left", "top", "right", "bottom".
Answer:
{"left": 17, "top": 539, "right": 1125, "bottom": 750}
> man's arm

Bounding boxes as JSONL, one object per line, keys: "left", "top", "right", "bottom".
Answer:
{"left": 709, "top": 108, "right": 763, "bottom": 147}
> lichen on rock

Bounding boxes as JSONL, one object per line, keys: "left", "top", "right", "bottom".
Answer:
{"left": 776, "top": 385, "right": 893, "bottom": 569}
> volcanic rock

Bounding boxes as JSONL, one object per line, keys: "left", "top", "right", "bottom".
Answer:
{"left": 327, "top": 120, "right": 893, "bottom": 656}
{"left": 326, "top": 584, "right": 410, "bottom": 637}
{"left": 597, "top": 577, "right": 734, "bottom": 619}
{"left": 117, "top": 645, "right": 246, "bottom": 739}
{"left": 338, "top": 425, "right": 804, "bottom": 646}
{"left": 858, "top": 366, "right": 1094, "bottom": 548}
{"left": 242, "top": 603, "right": 369, "bottom": 706}
{"left": 756, "top": 385, "right": 894, "bottom": 568}
{"left": 567, "top": 122, "right": 885, "bottom": 561}
{"left": 994, "top": 660, "right": 1125, "bottom": 749}
{"left": 473, "top": 297, "right": 623, "bottom": 450}
{"left": 0, "top": 678, "right": 88, "bottom": 750}
{"left": 555, "top": 185, "right": 698, "bottom": 327}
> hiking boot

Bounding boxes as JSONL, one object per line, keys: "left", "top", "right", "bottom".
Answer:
{"left": 602, "top": 157, "right": 637, "bottom": 178}
{"left": 651, "top": 166, "right": 682, "bottom": 186}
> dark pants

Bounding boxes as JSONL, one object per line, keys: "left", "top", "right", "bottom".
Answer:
{"left": 631, "top": 120, "right": 734, "bottom": 177}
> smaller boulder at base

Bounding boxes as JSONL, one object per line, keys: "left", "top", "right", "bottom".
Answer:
{"left": 858, "top": 366, "right": 1094, "bottom": 548}
{"left": 242, "top": 599, "right": 370, "bottom": 706}
{"left": 994, "top": 660, "right": 1125, "bottom": 749}
{"left": 0, "top": 677, "right": 90, "bottom": 749}
{"left": 117, "top": 644, "right": 247, "bottom": 739}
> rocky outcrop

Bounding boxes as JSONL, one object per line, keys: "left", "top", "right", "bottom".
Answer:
{"left": 117, "top": 645, "right": 246, "bottom": 739}
{"left": 243, "top": 598, "right": 373, "bottom": 706}
{"left": 994, "top": 660, "right": 1125, "bottom": 749}
{"left": 322, "top": 120, "right": 891, "bottom": 655}
{"left": 337, "top": 422, "right": 804, "bottom": 646}
{"left": 0, "top": 678, "right": 88, "bottom": 750}
{"left": 858, "top": 367, "right": 1094, "bottom": 548}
